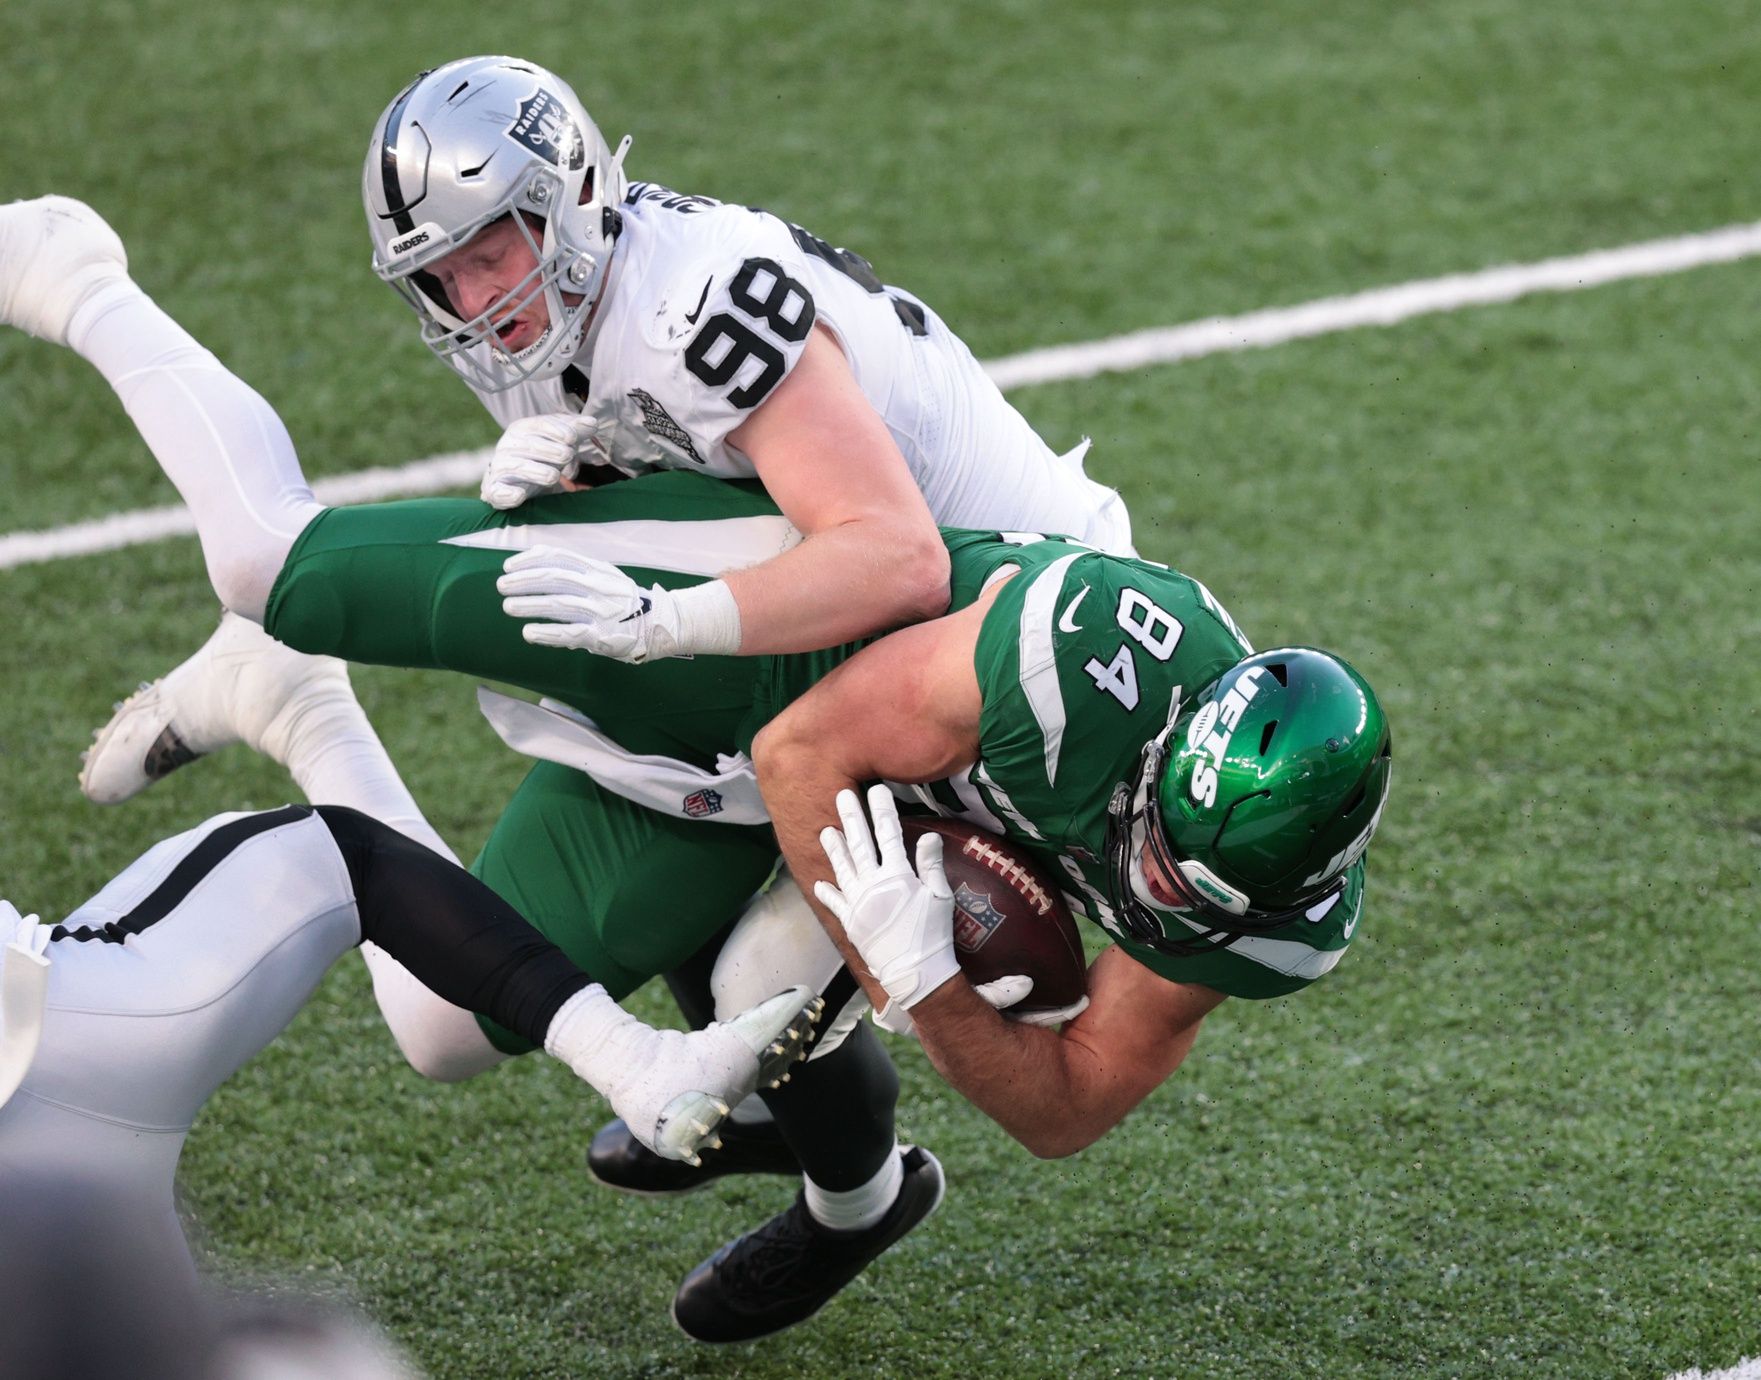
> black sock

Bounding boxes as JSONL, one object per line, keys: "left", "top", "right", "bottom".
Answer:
{"left": 315, "top": 805, "right": 592, "bottom": 1045}
{"left": 761, "top": 1020, "right": 899, "bottom": 1189}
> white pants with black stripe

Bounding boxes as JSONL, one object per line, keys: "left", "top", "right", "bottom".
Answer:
{"left": 0, "top": 808, "right": 359, "bottom": 1272}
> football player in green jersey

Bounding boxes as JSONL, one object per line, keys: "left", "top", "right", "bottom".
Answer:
{"left": 759, "top": 537, "right": 1391, "bottom": 1153}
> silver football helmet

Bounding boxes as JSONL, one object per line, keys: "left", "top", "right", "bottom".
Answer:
{"left": 363, "top": 56, "right": 631, "bottom": 392}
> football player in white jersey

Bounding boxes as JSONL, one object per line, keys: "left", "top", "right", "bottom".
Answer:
{"left": 363, "top": 55, "right": 1134, "bottom": 663}
{"left": 0, "top": 190, "right": 949, "bottom": 1343}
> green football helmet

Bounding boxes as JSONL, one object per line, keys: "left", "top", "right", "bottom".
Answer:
{"left": 1105, "top": 647, "right": 1392, "bottom": 954}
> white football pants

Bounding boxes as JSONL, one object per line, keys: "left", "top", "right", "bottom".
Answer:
{"left": 0, "top": 809, "right": 360, "bottom": 1274}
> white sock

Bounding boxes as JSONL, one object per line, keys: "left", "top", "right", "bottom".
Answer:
{"left": 264, "top": 677, "right": 457, "bottom": 865}
{"left": 543, "top": 985, "right": 655, "bottom": 1092}
{"left": 803, "top": 1143, "right": 903, "bottom": 1233}
{"left": 66, "top": 278, "right": 322, "bottom": 620}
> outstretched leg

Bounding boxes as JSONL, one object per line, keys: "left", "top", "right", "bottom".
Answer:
{"left": 0, "top": 198, "right": 324, "bottom": 619}
{"left": 77, "top": 605, "right": 511, "bottom": 1081}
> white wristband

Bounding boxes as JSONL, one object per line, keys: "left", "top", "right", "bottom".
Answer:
{"left": 667, "top": 579, "right": 743, "bottom": 656}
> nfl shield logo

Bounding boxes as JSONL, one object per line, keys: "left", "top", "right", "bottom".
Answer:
{"left": 683, "top": 789, "right": 724, "bottom": 819}
{"left": 952, "top": 883, "right": 1005, "bottom": 952}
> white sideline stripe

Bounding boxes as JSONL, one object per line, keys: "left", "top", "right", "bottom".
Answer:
{"left": 1665, "top": 1360, "right": 1761, "bottom": 1380}
{"left": 983, "top": 219, "right": 1761, "bottom": 389}
{"left": 5, "top": 219, "right": 1761, "bottom": 573}
{"left": 0, "top": 452, "right": 486, "bottom": 569}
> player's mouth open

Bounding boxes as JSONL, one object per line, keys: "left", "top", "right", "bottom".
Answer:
{"left": 1138, "top": 847, "right": 1182, "bottom": 908}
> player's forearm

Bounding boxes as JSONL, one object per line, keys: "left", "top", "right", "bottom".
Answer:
{"left": 751, "top": 629, "right": 980, "bottom": 1004}
{"left": 721, "top": 515, "right": 949, "bottom": 655}
{"left": 750, "top": 725, "right": 887, "bottom": 1001}
{"left": 906, "top": 979, "right": 1120, "bottom": 1158}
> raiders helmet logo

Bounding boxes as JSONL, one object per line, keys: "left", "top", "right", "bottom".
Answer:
{"left": 507, "top": 90, "right": 586, "bottom": 171}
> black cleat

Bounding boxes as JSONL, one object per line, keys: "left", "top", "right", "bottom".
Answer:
{"left": 671, "top": 1146, "right": 945, "bottom": 1343}
{"left": 586, "top": 1116, "right": 802, "bottom": 1197}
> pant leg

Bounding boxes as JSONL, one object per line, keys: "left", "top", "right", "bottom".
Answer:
{"left": 0, "top": 808, "right": 362, "bottom": 1270}
{"left": 467, "top": 761, "right": 781, "bottom": 1052}
{"left": 262, "top": 472, "right": 791, "bottom": 761}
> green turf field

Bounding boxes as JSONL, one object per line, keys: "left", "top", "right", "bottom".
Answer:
{"left": 2, "top": 2, "right": 1758, "bottom": 1377}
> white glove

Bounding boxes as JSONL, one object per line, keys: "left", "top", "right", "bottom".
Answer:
{"left": 496, "top": 547, "right": 741, "bottom": 662}
{"left": 815, "top": 785, "right": 962, "bottom": 1016}
{"left": 480, "top": 414, "right": 610, "bottom": 510}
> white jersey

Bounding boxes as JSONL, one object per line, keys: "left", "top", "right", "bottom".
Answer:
{"left": 471, "top": 185, "right": 1134, "bottom": 553}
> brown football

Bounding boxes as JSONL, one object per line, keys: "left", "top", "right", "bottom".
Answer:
{"left": 901, "top": 816, "right": 1088, "bottom": 1016}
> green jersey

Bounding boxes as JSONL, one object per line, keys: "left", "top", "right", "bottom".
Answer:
{"left": 901, "top": 530, "right": 1366, "bottom": 1000}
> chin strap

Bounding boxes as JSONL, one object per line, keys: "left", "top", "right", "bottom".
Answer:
{"left": 0, "top": 918, "right": 51, "bottom": 1111}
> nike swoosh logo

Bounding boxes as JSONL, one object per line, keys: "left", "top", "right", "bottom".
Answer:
{"left": 682, "top": 279, "right": 712, "bottom": 326}
{"left": 1057, "top": 586, "right": 1089, "bottom": 633}
{"left": 618, "top": 595, "right": 654, "bottom": 625}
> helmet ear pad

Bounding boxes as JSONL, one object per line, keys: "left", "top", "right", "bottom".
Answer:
{"left": 1173, "top": 860, "right": 1250, "bottom": 916}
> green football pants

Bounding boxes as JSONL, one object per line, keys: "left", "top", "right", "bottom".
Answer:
{"left": 261, "top": 471, "right": 794, "bottom": 1050}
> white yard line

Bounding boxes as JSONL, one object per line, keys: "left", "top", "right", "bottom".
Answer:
{"left": 983, "top": 220, "right": 1761, "bottom": 389}
{"left": 5, "top": 219, "right": 1761, "bottom": 573}
{"left": 1665, "top": 1360, "right": 1761, "bottom": 1380}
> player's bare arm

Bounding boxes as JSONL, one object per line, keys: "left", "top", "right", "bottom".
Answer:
{"left": 903, "top": 946, "right": 1226, "bottom": 1158}
{"left": 717, "top": 325, "right": 950, "bottom": 653}
{"left": 808, "top": 778, "right": 1233, "bottom": 1157}
{"left": 497, "top": 326, "right": 951, "bottom": 663}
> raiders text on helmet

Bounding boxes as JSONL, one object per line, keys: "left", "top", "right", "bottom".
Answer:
{"left": 363, "top": 56, "right": 632, "bottom": 392}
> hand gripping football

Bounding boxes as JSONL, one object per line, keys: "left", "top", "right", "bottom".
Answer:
{"left": 900, "top": 817, "right": 1087, "bottom": 1015}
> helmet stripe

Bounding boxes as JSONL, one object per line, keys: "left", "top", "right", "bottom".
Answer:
{"left": 379, "top": 82, "right": 422, "bottom": 235}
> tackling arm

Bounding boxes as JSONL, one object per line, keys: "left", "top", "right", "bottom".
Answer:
{"left": 720, "top": 324, "right": 951, "bottom": 653}
{"left": 498, "top": 328, "right": 951, "bottom": 661}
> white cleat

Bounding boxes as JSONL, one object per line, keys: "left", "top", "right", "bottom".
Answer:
{"left": 80, "top": 612, "right": 351, "bottom": 804}
{"left": 648, "top": 987, "right": 824, "bottom": 1166}
{"left": 0, "top": 196, "right": 129, "bottom": 345}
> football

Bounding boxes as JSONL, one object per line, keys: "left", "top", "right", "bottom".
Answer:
{"left": 900, "top": 817, "right": 1088, "bottom": 1016}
